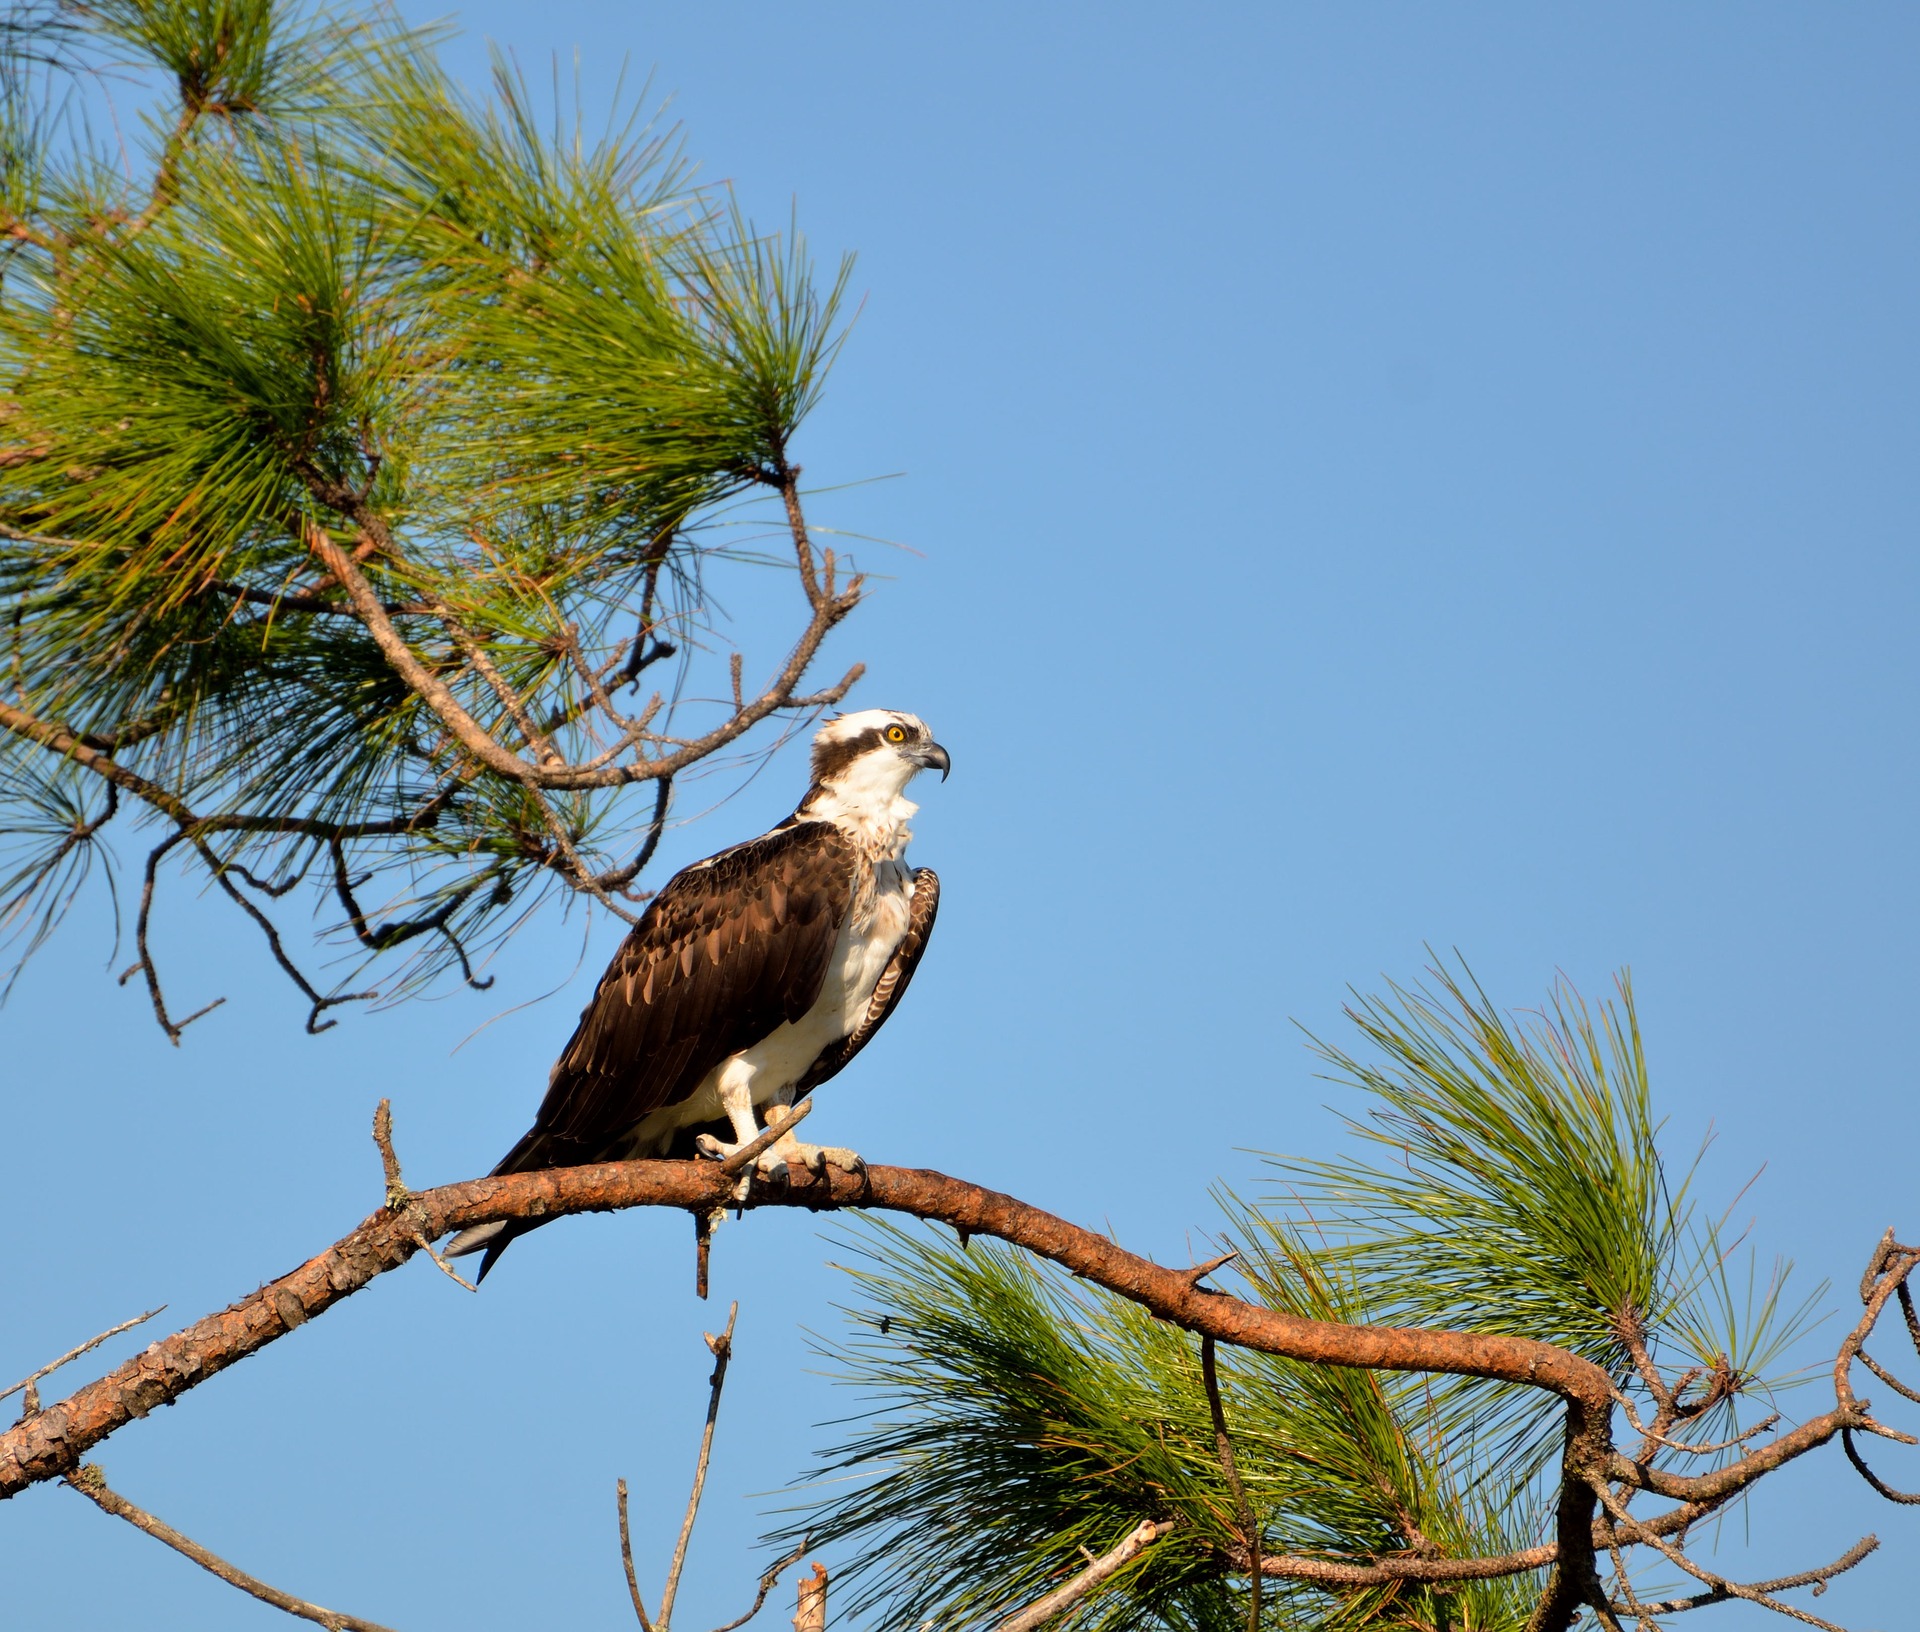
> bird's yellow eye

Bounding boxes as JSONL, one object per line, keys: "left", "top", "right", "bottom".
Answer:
{"left": 885, "top": 724, "right": 909, "bottom": 744}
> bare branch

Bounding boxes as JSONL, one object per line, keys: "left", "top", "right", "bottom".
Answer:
{"left": 994, "top": 1519, "right": 1174, "bottom": 1632}
{"left": 1199, "top": 1334, "right": 1260, "bottom": 1632}
{"left": 120, "top": 831, "right": 224, "bottom": 1043}
{"left": 656, "top": 1301, "right": 739, "bottom": 1632}
{"left": 1243, "top": 1541, "right": 1558, "bottom": 1585}
{"left": 193, "top": 838, "right": 376, "bottom": 1034}
{"left": 617, "top": 1478, "right": 658, "bottom": 1632}
{"left": 1620, "top": 1536, "right": 1879, "bottom": 1617}
{"left": 1841, "top": 1429, "right": 1920, "bottom": 1505}
{"left": 66, "top": 1464, "right": 400, "bottom": 1632}
{"left": 1590, "top": 1477, "right": 1853, "bottom": 1632}
{"left": 372, "top": 1100, "right": 406, "bottom": 1208}
{"left": 306, "top": 511, "right": 863, "bottom": 795}
{"left": 3, "top": 1307, "right": 165, "bottom": 1416}
{"left": 416, "top": 590, "right": 564, "bottom": 768}
{"left": 707, "top": 1539, "right": 810, "bottom": 1632}
{"left": 307, "top": 524, "right": 545, "bottom": 786}
{"left": 1857, "top": 1349, "right": 1920, "bottom": 1405}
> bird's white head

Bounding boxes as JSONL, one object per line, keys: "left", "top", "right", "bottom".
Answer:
{"left": 799, "top": 709, "right": 950, "bottom": 849}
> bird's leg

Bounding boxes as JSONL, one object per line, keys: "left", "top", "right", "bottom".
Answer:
{"left": 693, "top": 1082, "right": 863, "bottom": 1185}
{"left": 757, "top": 1094, "right": 865, "bottom": 1183}
{"left": 692, "top": 1073, "right": 773, "bottom": 1200}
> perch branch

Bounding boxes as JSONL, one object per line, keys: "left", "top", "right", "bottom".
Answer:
{"left": 0, "top": 1152, "right": 1906, "bottom": 1632}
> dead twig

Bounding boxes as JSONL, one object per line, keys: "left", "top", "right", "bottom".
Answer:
{"left": 617, "top": 1478, "right": 658, "bottom": 1632}
{"left": 708, "top": 1539, "right": 810, "bottom": 1632}
{"left": 1200, "top": 1334, "right": 1261, "bottom": 1631}
{"left": 66, "top": 1464, "right": 400, "bottom": 1632}
{"left": 994, "top": 1519, "right": 1174, "bottom": 1632}
{"left": 1841, "top": 1429, "right": 1920, "bottom": 1505}
{"left": 372, "top": 1099, "right": 407, "bottom": 1207}
{"left": 1617, "top": 1535, "right": 1878, "bottom": 1617}
{"left": 1590, "top": 1477, "right": 1851, "bottom": 1632}
{"left": 1183, "top": 1247, "right": 1240, "bottom": 1288}
{"left": 655, "top": 1302, "right": 740, "bottom": 1632}
{"left": 371, "top": 1101, "right": 476, "bottom": 1293}
{"left": 4, "top": 1308, "right": 165, "bottom": 1418}
{"left": 693, "top": 1207, "right": 724, "bottom": 1301}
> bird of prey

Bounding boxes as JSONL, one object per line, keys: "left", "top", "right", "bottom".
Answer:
{"left": 446, "top": 709, "right": 949, "bottom": 1280}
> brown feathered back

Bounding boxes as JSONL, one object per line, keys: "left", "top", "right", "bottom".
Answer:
{"left": 494, "top": 821, "right": 859, "bottom": 1173}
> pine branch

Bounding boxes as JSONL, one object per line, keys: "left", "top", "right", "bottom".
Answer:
{"left": 67, "top": 1465, "right": 400, "bottom": 1632}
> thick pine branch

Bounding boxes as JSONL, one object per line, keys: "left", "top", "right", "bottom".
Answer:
{"left": 2, "top": 1149, "right": 1907, "bottom": 1632}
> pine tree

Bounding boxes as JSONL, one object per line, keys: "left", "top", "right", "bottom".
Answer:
{"left": 1, "top": 0, "right": 857, "bottom": 1035}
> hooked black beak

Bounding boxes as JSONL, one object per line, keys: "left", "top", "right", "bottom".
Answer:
{"left": 913, "top": 742, "right": 951, "bottom": 780}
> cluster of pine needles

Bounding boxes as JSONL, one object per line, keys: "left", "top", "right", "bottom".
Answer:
{"left": 1, "top": 0, "right": 852, "bottom": 1019}
{"left": 776, "top": 966, "right": 1819, "bottom": 1631}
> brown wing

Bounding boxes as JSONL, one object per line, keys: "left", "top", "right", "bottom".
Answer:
{"left": 497, "top": 822, "right": 859, "bottom": 1172}
{"left": 791, "top": 866, "right": 940, "bottom": 1100}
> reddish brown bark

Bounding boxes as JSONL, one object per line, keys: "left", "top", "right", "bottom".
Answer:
{"left": 2, "top": 1157, "right": 1620, "bottom": 1500}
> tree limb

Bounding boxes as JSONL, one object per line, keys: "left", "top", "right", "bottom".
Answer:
{"left": 66, "top": 1464, "right": 400, "bottom": 1632}
{"left": 0, "top": 1157, "right": 1623, "bottom": 1500}
{"left": 2, "top": 1152, "right": 1905, "bottom": 1632}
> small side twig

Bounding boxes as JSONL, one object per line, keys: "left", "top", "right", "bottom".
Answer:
{"left": 371, "top": 1101, "right": 476, "bottom": 1293}
{"left": 1201, "top": 1334, "right": 1261, "bottom": 1632}
{"left": 617, "top": 1478, "right": 658, "bottom": 1632}
{"left": 1841, "top": 1428, "right": 1920, "bottom": 1505}
{"left": 121, "top": 831, "right": 224, "bottom": 1043}
{"left": 994, "top": 1519, "right": 1174, "bottom": 1632}
{"left": 372, "top": 1099, "right": 406, "bottom": 1207}
{"left": 1857, "top": 1350, "right": 1920, "bottom": 1405}
{"left": 693, "top": 1207, "right": 724, "bottom": 1301}
{"left": 719, "top": 1100, "right": 813, "bottom": 1177}
{"left": 1617, "top": 1535, "right": 1879, "bottom": 1617}
{"left": 709, "top": 1539, "right": 811, "bottom": 1632}
{"left": 4, "top": 1307, "right": 166, "bottom": 1417}
{"left": 655, "top": 1302, "right": 740, "bottom": 1632}
{"left": 1183, "top": 1248, "right": 1240, "bottom": 1289}
{"left": 1590, "top": 1476, "right": 1851, "bottom": 1632}
{"left": 66, "top": 1464, "right": 400, "bottom": 1632}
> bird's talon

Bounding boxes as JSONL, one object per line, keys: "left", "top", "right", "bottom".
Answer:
{"left": 694, "top": 1134, "right": 730, "bottom": 1161}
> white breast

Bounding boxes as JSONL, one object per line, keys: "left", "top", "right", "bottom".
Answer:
{"left": 632, "top": 859, "right": 916, "bottom": 1148}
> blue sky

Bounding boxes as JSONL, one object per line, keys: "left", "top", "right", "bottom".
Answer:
{"left": 5, "top": 4, "right": 1918, "bottom": 1628}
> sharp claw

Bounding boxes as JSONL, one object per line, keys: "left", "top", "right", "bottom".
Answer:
{"left": 694, "top": 1134, "right": 729, "bottom": 1161}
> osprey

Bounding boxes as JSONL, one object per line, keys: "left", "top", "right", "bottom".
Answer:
{"left": 447, "top": 709, "right": 949, "bottom": 1280}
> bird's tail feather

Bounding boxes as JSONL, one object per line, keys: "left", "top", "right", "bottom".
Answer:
{"left": 443, "top": 1221, "right": 506, "bottom": 1260}
{"left": 439, "top": 1126, "right": 561, "bottom": 1281}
